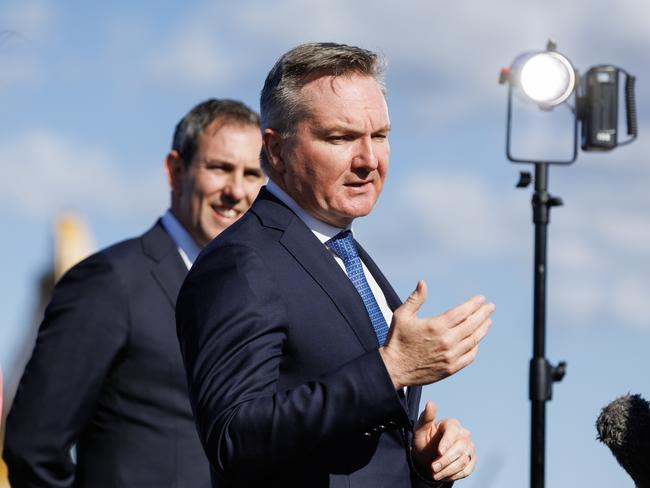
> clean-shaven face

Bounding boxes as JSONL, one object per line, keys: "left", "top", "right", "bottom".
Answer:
{"left": 177, "top": 121, "right": 264, "bottom": 246}
{"left": 278, "top": 74, "right": 390, "bottom": 228}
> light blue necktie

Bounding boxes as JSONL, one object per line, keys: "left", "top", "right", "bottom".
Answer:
{"left": 327, "top": 230, "right": 389, "bottom": 346}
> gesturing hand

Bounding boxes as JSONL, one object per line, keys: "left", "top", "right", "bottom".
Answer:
{"left": 380, "top": 280, "right": 494, "bottom": 389}
{"left": 412, "top": 401, "right": 476, "bottom": 482}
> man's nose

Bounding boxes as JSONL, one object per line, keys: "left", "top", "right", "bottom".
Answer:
{"left": 352, "top": 137, "right": 379, "bottom": 170}
{"left": 223, "top": 174, "right": 246, "bottom": 202}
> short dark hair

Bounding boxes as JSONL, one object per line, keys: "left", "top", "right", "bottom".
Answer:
{"left": 259, "top": 42, "right": 385, "bottom": 172}
{"left": 172, "top": 98, "right": 260, "bottom": 167}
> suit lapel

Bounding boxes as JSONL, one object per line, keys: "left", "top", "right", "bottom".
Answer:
{"left": 253, "top": 189, "right": 423, "bottom": 414}
{"left": 356, "top": 242, "right": 402, "bottom": 311}
{"left": 141, "top": 221, "right": 188, "bottom": 307}
{"left": 280, "top": 218, "right": 380, "bottom": 352}
{"left": 253, "top": 190, "right": 379, "bottom": 352}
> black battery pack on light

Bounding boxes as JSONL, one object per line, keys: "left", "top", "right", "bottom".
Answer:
{"left": 580, "top": 65, "right": 637, "bottom": 151}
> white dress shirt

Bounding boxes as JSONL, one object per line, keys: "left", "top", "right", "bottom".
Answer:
{"left": 161, "top": 210, "right": 201, "bottom": 270}
{"left": 266, "top": 180, "right": 394, "bottom": 328}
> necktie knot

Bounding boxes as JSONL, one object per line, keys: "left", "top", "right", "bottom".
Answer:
{"left": 326, "top": 230, "right": 359, "bottom": 264}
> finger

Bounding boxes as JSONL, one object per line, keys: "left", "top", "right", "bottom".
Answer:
{"left": 447, "top": 342, "right": 481, "bottom": 377}
{"left": 399, "top": 280, "right": 428, "bottom": 316}
{"left": 447, "top": 449, "right": 477, "bottom": 481}
{"left": 415, "top": 400, "right": 437, "bottom": 431}
{"left": 441, "top": 295, "right": 486, "bottom": 326}
{"left": 455, "top": 302, "right": 495, "bottom": 335}
{"left": 442, "top": 316, "right": 493, "bottom": 377}
{"left": 434, "top": 449, "right": 474, "bottom": 481}
{"left": 452, "top": 328, "right": 488, "bottom": 373}
{"left": 443, "top": 447, "right": 477, "bottom": 482}
{"left": 454, "top": 303, "right": 495, "bottom": 344}
{"left": 432, "top": 419, "right": 461, "bottom": 458}
{"left": 454, "top": 316, "right": 493, "bottom": 360}
{"left": 432, "top": 432, "right": 472, "bottom": 480}
{"left": 413, "top": 401, "right": 437, "bottom": 446}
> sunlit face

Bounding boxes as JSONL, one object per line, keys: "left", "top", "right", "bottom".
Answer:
{"left": 168, "top": 121, "right": 264, "bottom": 247}
{"left": 268, "top": 75, "right": 390, "bottom": 228}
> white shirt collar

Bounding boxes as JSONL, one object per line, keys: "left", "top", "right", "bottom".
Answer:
{"left": 266, "top": 181, "right": 395, "bottom": 334}
{"left": 265, "top": 179, "right": 351, "bottom": 244}
{"left": 160, "top": 210, "right": 201, "bottom": 269}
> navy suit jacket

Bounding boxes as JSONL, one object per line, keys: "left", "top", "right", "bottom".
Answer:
{"left": 4, "top": 221, "right": 211, "bottom": 488}
{"left": 177, "top": 189, "right": 441, "bottom": 488}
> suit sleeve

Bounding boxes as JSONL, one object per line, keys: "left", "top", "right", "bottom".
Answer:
{"left": 177, "top": 244, "right": 412, "bottom": 482}
{"left": 3, "top": 254, "right": 129, "bottom": 488}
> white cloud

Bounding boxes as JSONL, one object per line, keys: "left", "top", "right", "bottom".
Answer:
{"left": 106, "top": 2, "right": 259, "bottom": 91}
{"left": 552, "top": 278, "right": 605, "bottom": 325}
{"left": 548, "top": 192, "right": 650, "bottom": 330}
{"left": 0, "top": 51, "right": 40, "bottom": 89}
{"left": 236, "top": 0, "right": 377, "bottom": 45}
{"left": 0, "top": 130, "right": 165, "bottom": 219}
{"left": 386, "top": 165, "right": 650, "bottom": 330}
{"left": 611, "top": 275, "right": 650, "bottom": 329}
{"left": 401, "top": 171, "right": 525, "bottom": 259}
{"left": 96, "top": 0, "right": 650, "bottom": 126}
{"left": 578, "top": 135, "right": 650, "bottom": 180}
{"left": 1, "top": 0, "right": 54, "bottom": 41}
{"left": 552, "top": 237, "right": 601, "bottom": 271}
{"left": 0, "top": 0, "right": 54, "bottom": 89}
{"left": 145, "top": 31, "right": 232, "bottom": 88}
{"left": 594, "top": 212, "right": 650, "bottom": 255}
{"left": 228, "top": 0, "right": 650, "bottom": 124}
{"left": 552, "top": 270, "right": 650, "bottom": 330}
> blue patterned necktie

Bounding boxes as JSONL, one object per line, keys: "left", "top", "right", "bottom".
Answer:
{"left": 327, "top": 230, "right": 389, "bottom": 345}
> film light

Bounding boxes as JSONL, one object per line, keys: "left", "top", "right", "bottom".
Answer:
{"left": 516, "top": 51, "right": 576, "bottom": 107}
{"left": 499, "top": 40, "right": 637, "bottom": 164}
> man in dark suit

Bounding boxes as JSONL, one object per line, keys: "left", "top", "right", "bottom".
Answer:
{"left": 4, "top": 98, "right": 265, "bottom": 487}
{"left": 177, "top": 43, "right": 495, "bottom": 487}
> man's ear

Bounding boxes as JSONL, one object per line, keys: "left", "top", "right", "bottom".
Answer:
{"left": 263, "top": 128, "right": 286, "bottom": 175}
{"left": 165, "top": 150, "right": 185, "bottom": 195}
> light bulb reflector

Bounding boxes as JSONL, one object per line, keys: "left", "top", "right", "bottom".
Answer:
{"left": 519, "top": 52, "right": 575, "bottom": 106}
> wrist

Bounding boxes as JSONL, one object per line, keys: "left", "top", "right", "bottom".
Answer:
{"left": 379, "top": 346, "right": 407, "bottom": 390}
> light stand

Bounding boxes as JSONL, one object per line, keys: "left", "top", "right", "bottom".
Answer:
{"left": 515, "top": 161, "right": 567, "bottom": 488}
{"left": 500, "top": 40, "right": 637, "bottom": 488}
{"left": 527, "top": 162, "right": 566, "bottom": 488}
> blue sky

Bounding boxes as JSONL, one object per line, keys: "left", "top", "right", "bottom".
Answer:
{"left": 1, "top": 1, "right": 649, "bottom": 486}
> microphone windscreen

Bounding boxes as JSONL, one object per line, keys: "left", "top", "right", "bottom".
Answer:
{"left": 596, "top": 393, "right": 650, "bottom": 488}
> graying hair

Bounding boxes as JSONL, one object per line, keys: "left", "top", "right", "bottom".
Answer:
{"left": 172, "top": 98, "right": 260, "bottom": 167}
{"left": 259, "top": 42, "right": 386, "bottom": 172}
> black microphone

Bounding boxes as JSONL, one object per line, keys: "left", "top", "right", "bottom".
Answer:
{"left": 596, "top": 393, "right": 650, "bottom": 488}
